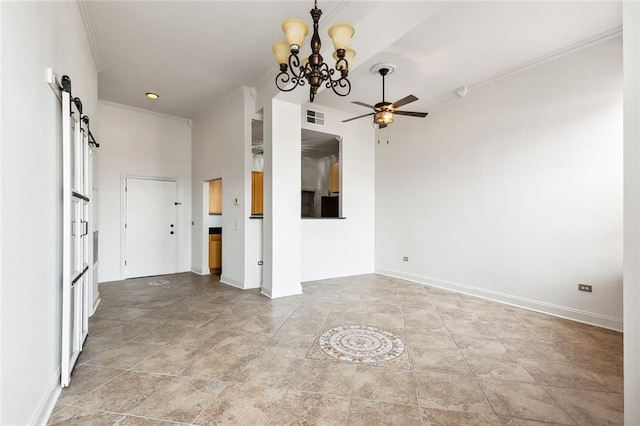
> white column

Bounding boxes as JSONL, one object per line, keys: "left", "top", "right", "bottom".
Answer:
{"left": 624, "top": 2, "right": 640, "bottom": 424}
{"left": 261, "top": 98, "right": 302, "bottom": 298}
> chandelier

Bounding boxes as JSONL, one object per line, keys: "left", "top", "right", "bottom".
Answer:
{"left": 272, "top": 0, "right": 355, "bottom": 102}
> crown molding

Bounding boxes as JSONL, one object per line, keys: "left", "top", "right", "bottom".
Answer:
{"left": 413, "top": 26, "right": 623, "bottom": 110}
{"left": 98, "top": 100, "right": 190, "bottom": 123}
{"left": 192, "top": 87, "right": 246, "bottom": 122}
{"left": 77, "top": 0, "right": 102, "bottom": 73}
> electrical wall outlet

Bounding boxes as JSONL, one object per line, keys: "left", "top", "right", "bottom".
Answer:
{"left": 578, "top": 283, "right": 592, "bottom": 292}
{"left": 403, "top": 256, "right": 409, "bottom": 262}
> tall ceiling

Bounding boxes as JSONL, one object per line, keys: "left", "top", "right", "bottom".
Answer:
{"left": 83, "top": 1, "right": 622, "bottom": 120}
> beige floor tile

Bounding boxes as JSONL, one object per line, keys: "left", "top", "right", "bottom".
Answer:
{"left": 131, "top": 345, "right": 209, "bottom": 375}
{"left": 57, "top": 273, "right": 623, "bottom": 426}
{"left": 414, "top": 371, "right": 493, "bottom": 414}
{"left": 72, "top": 371, "right": 170, "bottom": 413}
{"left": 347, "top": 399, "right": 422, "bottom": 425}
{"left": 129, "top": 324, "right": 192, "bottom": 345}
{"left": 421, "top": 408, "right": 502, "bottom": 426}
{"left": 57, "top": 364, "right": 125, "bottom": 405}
{"left": 520, "top": 359, "right": 603, "bottom": 390}
{"left": 578, "top": 362, "right": 624, "bottom": 393}
{"left": 410, "top": 347, "right": 472, "bottom": 376}
{"left": 288, "top": 359, "right": 357, "bottom": 397}
{"left": 132, "top": 376, "right": 225, "bottom": 423}
{"left": 479, "top": 379, "right": 576, "bottom": 424}
{"left": 47, "top": 405, "right": 123, "bottom": 425}
{"left": 77, "top": 337, "right": 124, "bottom": 364}
{"left": 270, "top": 391, "right": 349, "bottom": 426}
{"left": 85, "top": 342, "right": 163, "bottom": 369}
{"left": 182, "top": 350, "right": 255, "bottom": 381}
{"left": 352, "top": 366, "right": 417, "bottom": 405}
{"left": 193, "top": 383, "right": 286, "bottom": 425}
{"left": 90, "top": 319, "right": 160, "bottom": 341}
{"left": 117, "top": 416, "right": 182, "bottom": 425}
{"left": 465, "top": 355, "right": 536, "bottom": 383}
{"left": 544, "top": 386, "right": 623, "bottom": 425}
{"left": 234, "top": 354, "right": 304, "bottom": 387}
{"left": 405, "top": 327, "right": 457, "bottom": 351}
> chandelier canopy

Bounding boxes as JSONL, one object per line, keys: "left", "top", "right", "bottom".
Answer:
{"left": 272, "top": 0, "right": 355, "bottom": 102}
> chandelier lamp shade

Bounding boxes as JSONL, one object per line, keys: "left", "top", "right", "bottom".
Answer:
{"left": 273, "top": 0, "right": 355, "bottom": 102}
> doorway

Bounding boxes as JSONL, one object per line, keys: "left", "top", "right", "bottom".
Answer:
{"left": 124, "top": 177, "right": 178, "bottom": 278}
{"left": 205, "top": 179, "right": 223, "bottom": 276}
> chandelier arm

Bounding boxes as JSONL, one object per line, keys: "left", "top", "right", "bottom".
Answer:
{"left": 288, "top": 52, "right": 303, "bottom": 79}
{"left": 327, "top": 75, "right": 351, "bottom": 97}
{"left": 275, "top": 65, "right": 305, "bottom": 92}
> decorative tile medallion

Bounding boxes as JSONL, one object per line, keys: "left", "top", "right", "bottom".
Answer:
{"left": 318, "top": 325, "right": 405, "bottom": 364}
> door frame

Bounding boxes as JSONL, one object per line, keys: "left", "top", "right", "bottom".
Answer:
{"left": 120, "top": 174, "right": 179, "bottom": 280}
{"left": 202, "top": 178, "right": 223, "bottom": 276}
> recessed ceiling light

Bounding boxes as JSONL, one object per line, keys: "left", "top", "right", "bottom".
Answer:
{"left": 145, "top": 92, "right": 159, "bottom": 99}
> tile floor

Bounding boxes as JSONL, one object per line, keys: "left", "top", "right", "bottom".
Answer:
{"left": 49, "top": 273, "right": 624, "bottom": 425}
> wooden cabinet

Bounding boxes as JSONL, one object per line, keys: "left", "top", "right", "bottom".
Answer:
{"left": 209, "top": 179, "right": 222, "bottom": 214}
{"left": 209, "top": 234, "right": 222, "bottom": 273}
{"left": 251, "top": 171, "right": 263, "bottom": 215}
{"left": 330, "top": 163, "right": 339, "bottom": 193}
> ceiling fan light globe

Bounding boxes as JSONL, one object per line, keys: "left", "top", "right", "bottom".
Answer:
{"left": 328, "top": 23, "right": 354, "bottom": 50}
{"left": 375, "top": 111, "right": 394, "bottom": 125}
{"left": 282, "top": 18, "right": 309, "bottom": 50}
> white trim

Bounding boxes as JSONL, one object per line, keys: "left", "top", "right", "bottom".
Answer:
{"left": 92, "top": 297, "right": 101, "bottom": 315}
{"left": 415, "top": 26, "right": 623, "bottom": 110}
{"left": 191, "top": 267, "right": 207, "bottom": 276}
{"left": 30, "top": 369, "right": 61, "bottom": 426}
{"left": 220, "top": 276, "right": 245, "bottom": 290}
{"left": 98, "top": 100, "right": 190, "bottom": 123}
{"left": 376, "top": 268, "right": 623, "bottom": 332}
{"left": 77, "top": 0, "right": 102, "bottom": 73}
{"left": 262, "top": 288, "right": 304, "bottom": 299}
{"left": 192, "top": 87, "right": 245, "bottom": 122}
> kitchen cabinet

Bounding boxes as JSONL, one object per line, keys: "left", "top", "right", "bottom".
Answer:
{"left": 209, "top": 179, "right": 222, "bottom": 214}
{"left": 251, "top": 171, "right": 263, "bottom": 215}
{"left": 330, "top": 163, "right": 339, "bottom": 193}
{"left": 209, "top": 233, "right": 222, "bottom": 273}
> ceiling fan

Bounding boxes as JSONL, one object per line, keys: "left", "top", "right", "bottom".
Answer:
{"left": 343, "top": 63, "right": 428, "bottom": 128}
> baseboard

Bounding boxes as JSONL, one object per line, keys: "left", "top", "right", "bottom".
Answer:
{"left": 190, "top": 267, "right": 206, "bottom": 276}
{"left": 220, "top": 276, "right": 245, "bottom": 290}
{"left": 375, "top": 268, "right": 623, "bottom": 332}
{"left": 30, "top": 368, "right": 61, "bottom": 426}
{"left": 261, "top": 287, "right": 303, "bottom": 299}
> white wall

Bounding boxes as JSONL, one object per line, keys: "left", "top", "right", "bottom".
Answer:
{"left": 1, "top": 2, "right": 98, "bottom": 424}
{"left": 97, "top": 101, "right": 192, "bottom": 282}
{"left": 300, "top": 105, "right": 376, "bottom": 282}
{"left": 191, "top": 90, "right": 247, "bottom": 286}
{"left": 376, "top": 38, "right": 623, "bottom": 330}
{"left": 623, "top": 2, "right": 640, "bottom": 423}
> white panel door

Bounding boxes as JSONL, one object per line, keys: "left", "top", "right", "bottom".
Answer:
{"left": 125, "top": 178, "right": 178, "bottom": 278}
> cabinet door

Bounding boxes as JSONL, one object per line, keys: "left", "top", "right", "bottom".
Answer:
{"left": 251, "top": 171, "right": 263, "bottom": 215}
{"left": 209, "top": 179, "right": 222, "bottom": 214}
{"left": 329, "top": 163, "right": 339, "bottom": 193}
{"left": 209, "top": 234, "right": 222, "bottom": 269}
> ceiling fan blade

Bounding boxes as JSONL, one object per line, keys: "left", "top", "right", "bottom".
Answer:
{"left": 342, "top": 112, "right": 375, "bottom": 123}
{"left": 392, "top": 95, "right": 419, "bottom": 109}
{"left": 352, "top": 101, "right": 375, "bottom": 109}
{"left": 394, "top": 110, "right": 429, "bottom": 118}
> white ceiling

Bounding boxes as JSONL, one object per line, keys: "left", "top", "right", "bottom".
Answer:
{"left": 83, "top": 1, "right": 622, "bottom": 120}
